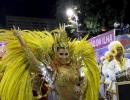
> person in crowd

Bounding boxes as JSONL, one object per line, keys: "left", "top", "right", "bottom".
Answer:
{"left": 102, "top": 51, "right": 114, "bottom": 100}
{"left": 99, "top": 51, "right": 114, "bottom": 100}
{"left": 102, "top": 51, "right": 114, "bottom": 78}
{"left": 107, "top": 41, "right": 130, "bottom": 100}
{"left": 98, "top": 56, "right": 106, "bottom": 100}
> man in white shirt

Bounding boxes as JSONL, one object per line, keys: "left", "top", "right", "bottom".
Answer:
{"left": 107, "top": 41, "right": 130, "bottom": 100}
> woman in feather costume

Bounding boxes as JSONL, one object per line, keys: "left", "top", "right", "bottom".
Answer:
{"left": 0, "top": 27, "right": 100, "bottom": 100}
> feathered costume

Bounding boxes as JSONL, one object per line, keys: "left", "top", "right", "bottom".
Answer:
{"left": 0, "top": 28, "right": 100, "bottom": 100}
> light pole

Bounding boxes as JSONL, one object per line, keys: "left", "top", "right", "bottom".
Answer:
{"left": 66, "top": 8, "right": 79, "bottom": 32}
{"left": 66, "top": 8, "right": 74, "bottom": 18}
{"left": 66, "top": 8, "right": 82, "bottom": 39}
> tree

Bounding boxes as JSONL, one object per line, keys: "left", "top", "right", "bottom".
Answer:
{"left": 56, "top": 0, "right": 128, "bottom": 36}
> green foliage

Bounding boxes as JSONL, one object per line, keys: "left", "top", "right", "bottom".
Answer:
{"left": 56, "top": 0, "right": 128, "bottom": 36}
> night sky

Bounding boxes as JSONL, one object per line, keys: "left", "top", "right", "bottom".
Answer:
{"left": 0, "top": 0, "right": 57, "bottom": 18}
{"left": 0, "top": 0, "right": 130, "bottom": 23}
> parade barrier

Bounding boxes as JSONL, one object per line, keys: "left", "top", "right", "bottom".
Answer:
{"left": 116, "top": 81, "right": 130, "bottom": 100}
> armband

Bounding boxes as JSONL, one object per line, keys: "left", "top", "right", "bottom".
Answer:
{"left": 37, "top": 63, "right": 54, "bottom": 86}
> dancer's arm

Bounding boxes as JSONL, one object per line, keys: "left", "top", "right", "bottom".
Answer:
{"left": 13, "top": 28, "right": 54, "bottom": 85}
{"left": 13, "top": 29, "right": 41, "bottom": 67}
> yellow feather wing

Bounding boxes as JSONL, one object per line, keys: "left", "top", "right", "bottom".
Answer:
{"left": 69, "top": 38, "right": 100, "bottom": 100}
{"left": 0, "top": 29, "right": 54, "bottom": 100}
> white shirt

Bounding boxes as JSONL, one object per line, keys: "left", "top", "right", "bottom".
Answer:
{"left": 102, "top": 60, "right": 110, "bottom": 78}
{"left": 108, "top": 58, "right": 130, "bottom": 81}
{"left": 107, "top": 58, "right": 130, "bottom": 93}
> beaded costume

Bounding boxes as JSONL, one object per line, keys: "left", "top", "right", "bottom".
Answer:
{"left": 0, "top": 28, "right": 100, "bottom": 100}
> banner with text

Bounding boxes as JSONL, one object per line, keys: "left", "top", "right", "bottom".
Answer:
{"left": 89, "top": 30, "right": 115, "bottom": 49}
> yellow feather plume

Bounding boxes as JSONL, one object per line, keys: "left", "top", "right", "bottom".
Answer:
{"left": 69, "top": 38, "right": 100, "bottom": 100}
{"left": 0, "top": 29, "right": 54, "bottom": 100}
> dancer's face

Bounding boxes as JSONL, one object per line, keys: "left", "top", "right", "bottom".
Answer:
{"left": 57, "top": 48, "right": 69, "bottom": 63}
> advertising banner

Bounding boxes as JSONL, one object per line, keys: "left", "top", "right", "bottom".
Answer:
{"left": 89, "top": 30, "right": 115, "bottom": 49}
{"left": 116, "top": 34, "right": 130, "bottom": 59}
{"left": 89, "top": 30, "right": 115, "bottom": 62}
